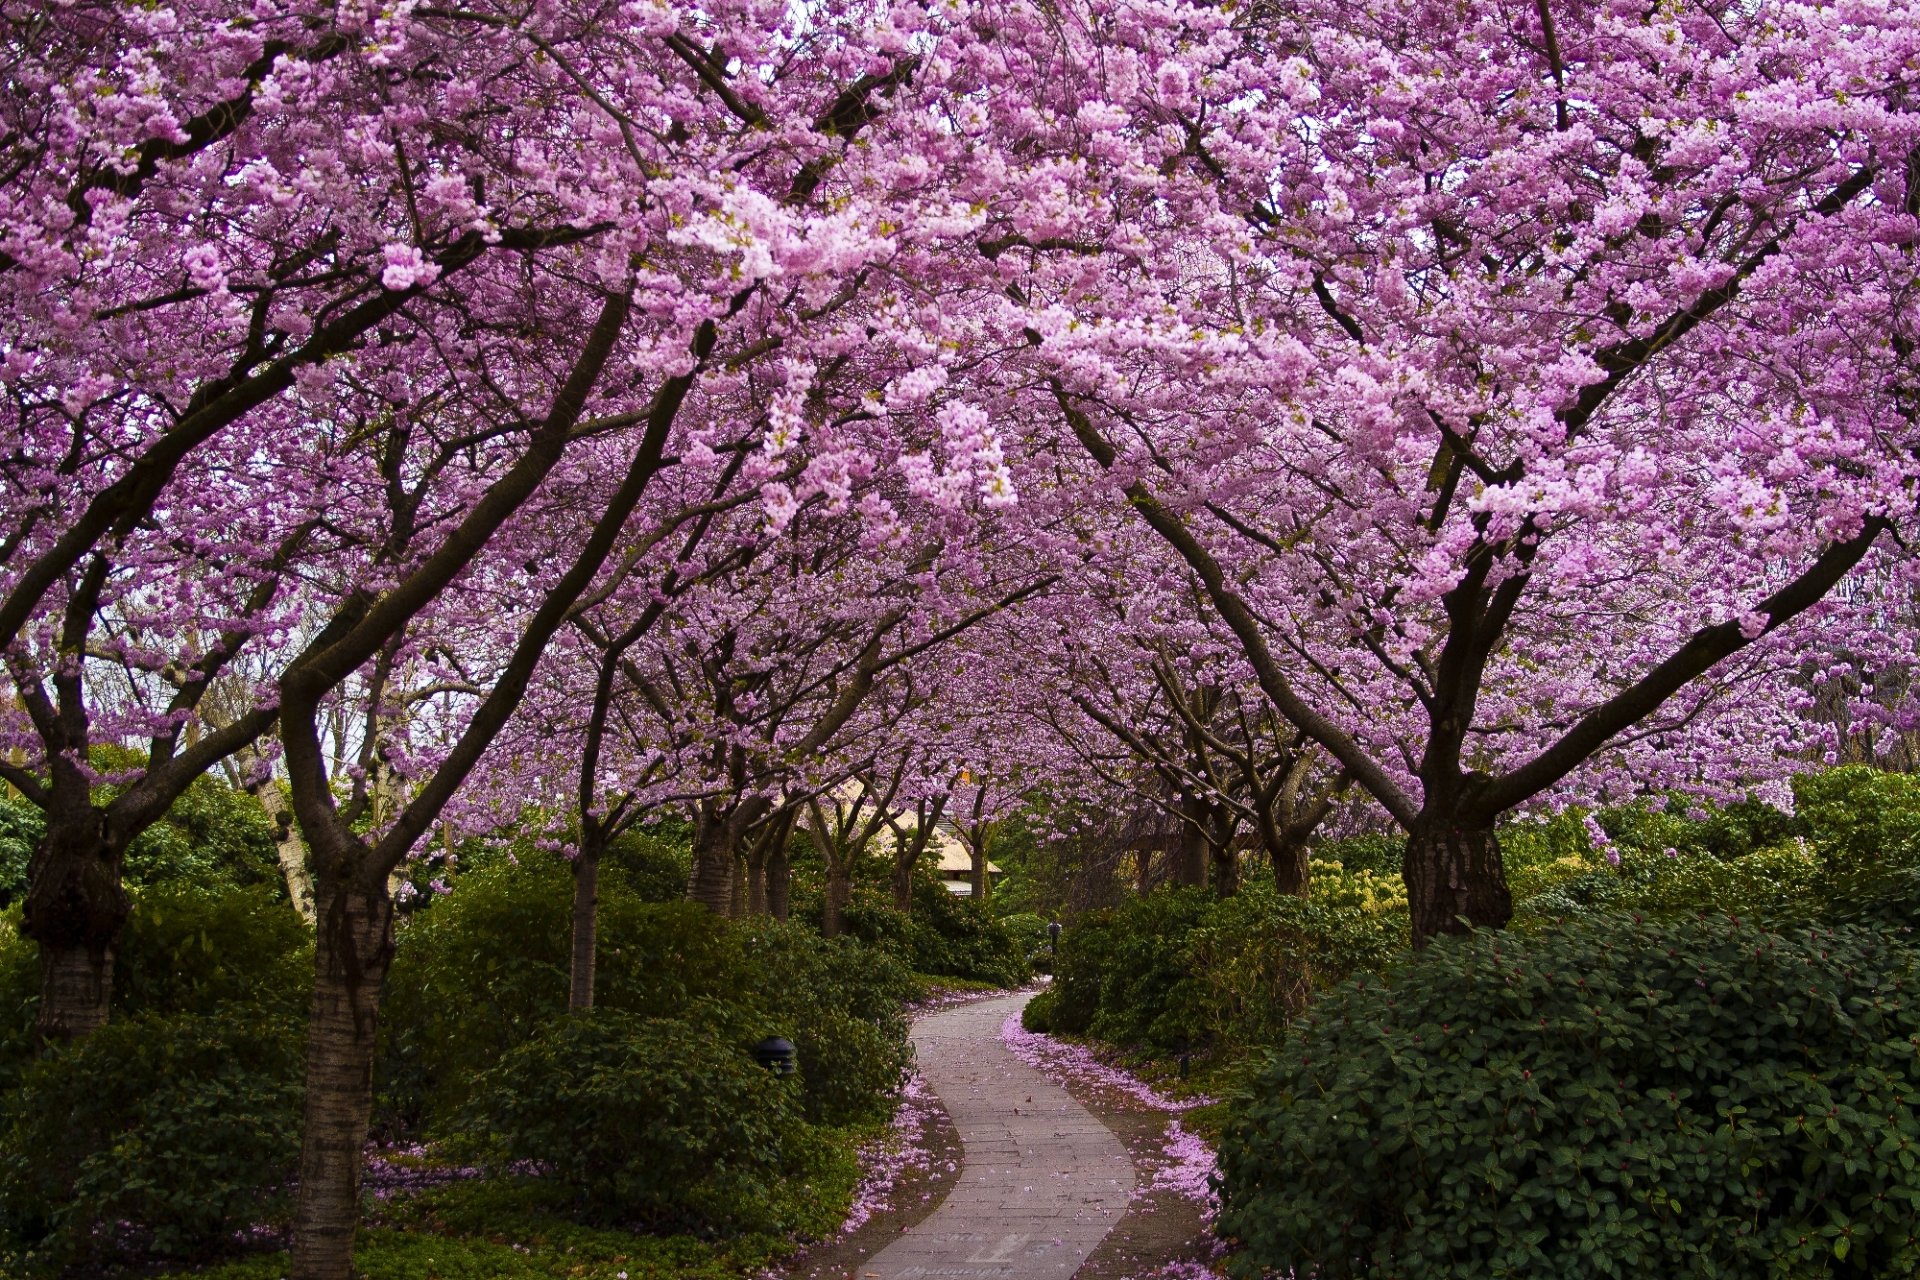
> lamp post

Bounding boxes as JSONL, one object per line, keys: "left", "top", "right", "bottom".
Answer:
{"left": 1047, "top": 920, "right": 1061, "bottom": 954}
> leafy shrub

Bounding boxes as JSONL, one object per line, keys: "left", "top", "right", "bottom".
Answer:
{"left": 1081, "top": 887, "right": 1216, "bottom": 1052}
{"left": 1185, "top": 875, "right": 1407, "bottom": 1051}
{"left": 0, "top": 910, "right": 34, "bottom": 1094}
{"left": 115, "top": 883, "right": 311, "bottom": 1019}
{"left": 839, "top": 876, "right": 1027, "bottom": 986}
{"left": 114, "top": 770, "right": 282, "bottom": 893}
{"left": 380, "top": 856, "right": 745, "bottom": 1129}
{"left": 460, "top": 1008, "right": 806, "bottom": 1231}
{"left": 0, "top": 796, "right": 39, "bottom": 908}
{"left": 792, "top": 1007, "right": 910, "bottom": 1126}
{"left": 1317, "top": 832, "right": 1402, "bottom": 876}
{"left": 1220, "top": 914, "right": 1920, "bottom": 1279}
{"left": 604, "top": 824, "right": 695, "bottom": 903}
{"left": 1797, "top": 766, "right": 1920, "bottom": 873}
{"left": 1021, "top": 987, "right": 1059, "bottom": 1033}
{"left": 381, "top": 853, "right": 913, "bottom": 1137}
{"left": 1048, "top": 876, "right": 1406, "bottom": 1055}
{"left": 0, "top": 1008, "right": 303, "bottom": 1268}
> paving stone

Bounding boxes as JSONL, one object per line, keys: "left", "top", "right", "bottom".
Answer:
{"left": 859, "top": 993, "right": 1134, "bottom": 1280}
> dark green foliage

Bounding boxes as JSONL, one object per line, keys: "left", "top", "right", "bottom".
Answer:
{"left": 460, "top": 1008, "right": 807, "bottom": 1232}
{"left": 791, "top": 1007, "right": 911, "bottom": 1126}
{"left": 116, "top": 770, "right": 282, "bottom": 894}
{"left": 0, "top": 795, "right": 39, "bottom": 908}
{"left": 1046, "top": 877, "right": 1407, "bottom": 1054}
{"left": 1070, "top": 887, "right": 1216, "bottom": 1052}
{"left": 1020, "top": 987, "right": 1059, "bottom": 1033}
{"left": 0, "top": 769, "right": 281, "bottom": 907}
{"left": 1799, "top": 767, "right": 1920, "bottom": 865}
{"left": 1318, "top": 831, "right": 1402, "bottom": 876}
{"left": 838, "top": 874, "right": 1028, "bottom": 986}
{"left": 114, "top": 883, "right": 311, "bottom": 1019}
{"left": 1219, "top": 914, "right": 1920, "bottom": 1280}
{"left": 380, "top": 850, "right": 913, "bottom": 1137}
{"left": 0, "top": 910, "right": 34, "bottom": 1095}
{"left": 604, "top": 824, "right": 695, "bottom": 903}
{"left": 0, "top": 885, "right": 309, "bottom": 1100}
{"left": 0, "top": 1008, "right": 304, "bottom": 1269}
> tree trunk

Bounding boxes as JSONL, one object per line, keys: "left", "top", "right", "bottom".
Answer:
{"left": 1171, "top": 802, "right": 1208, "bottom": 888}
{"left": 569, "top": 834, "right": 601, "bottom": 1012}
{"left": 746, "top": 852, "right": 768, "bottom": 916}
{"left": 968, "top": 840, "right": 991, "bottom": 903}
{"left": 1270, "top": 834, "right": 1311, "bottom": 898}
{"left": 686, "top": 812, "right": 735, "bottom": 915}
{"left": 252, "top": 781, "right": 317, "bottom": 923}
{"left": 767, "top": 840, "right": 791, "bottom": 921}
{"left": 289, "top": 874, "right": 395, "bottom": 1280}
{"left": 822, "top": 860, "right": 851, "bottom": 938}
{"left": 22, "top": 811, "right": 128, "bottom": 1047}
{"left": 1404, "top": 818, "right": 1511, "bottom": 945}
{"left": 729, "top": 852, "right": 747, "bottom": 919}
{"left": 1209, "top": 834, "right": 1239, "bottom": 896}
{"left": 891, "top": 844, "right": 915, "bottom": 913}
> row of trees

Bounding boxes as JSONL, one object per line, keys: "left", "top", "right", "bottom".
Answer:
{"left": 4, "top": 0, "right": 1917, "bottom": 1275}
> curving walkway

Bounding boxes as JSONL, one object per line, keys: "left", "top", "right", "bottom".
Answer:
{"left": 861, "top": 991, "right": 1135, "bottom": 1280}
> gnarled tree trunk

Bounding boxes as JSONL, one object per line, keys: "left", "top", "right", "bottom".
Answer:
{"left": 1404, "top": 816, "right": 1511, "bottom": 944}
{"left": 289, "top": 870, "right": 395, "bottom": 1280}
{"left": 746, "top": 852, "right": 769, "bottom": 915}
{"left": 1270, "top": 833, "right": 1311, "bottom": 897}
{"left": 22, "top": 806, "right": 128, "bottom": 1047}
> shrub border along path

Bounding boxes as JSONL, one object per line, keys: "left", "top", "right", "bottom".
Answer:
{"left": 856, "top": 990, "right": 1135, "bottom": 1279}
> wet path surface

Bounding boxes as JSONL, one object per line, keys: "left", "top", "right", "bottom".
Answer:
{"left": 859, "top": 992, "right": 1135, "bottom": 1280}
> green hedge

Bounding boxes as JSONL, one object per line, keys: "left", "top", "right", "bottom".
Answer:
{"left": 839, "top": 884, "right": 1027, "bottom": 988}
{"left": 460, "top": 1007, "right": 807, "bottom": 1232}
{"left": 380, "top": 851, "right": 914, "bottom": 1136}
{"left": 0, "top": 1008, "right": 304, "bottom": 1270}
{"left": 1219, "top": 914, "right": 1920, "bottom": 1279}
{"left": 1037, "top": 873, "right": 1407, "bottom": 1055}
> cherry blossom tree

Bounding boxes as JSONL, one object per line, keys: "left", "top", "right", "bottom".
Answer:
{"left": 971, "top": 0, "right": 1920, "bottom": 940}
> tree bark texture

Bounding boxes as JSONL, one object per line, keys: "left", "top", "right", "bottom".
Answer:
{"left": 1404, "top": 818, "right": 1512, "bottom": 944}
{"left": 1171, "top": 802, "right": 1208, "bottom": 889}
{"left": 568, "top": 836, "right": 601, "bottom": 1011}
{"left": 22, "top": 811, "right": 128, "bottom": 1046}
{"left": 746, "top": 853, "right": 768, "bottom": 916}
{"left": 289, "top": 875, "right": 395, "bottom": 1280}
{"left": 1269, "top": 834, "right": 1311, "bottom": 898}
{"left": 891, "top": 849, "right": 915, "bottom": 913}
{"left": 822, "top": 863, "right": 851, "bottom": 938}
{"left": 686, "top": 813, "right": 736, "bottom": 915}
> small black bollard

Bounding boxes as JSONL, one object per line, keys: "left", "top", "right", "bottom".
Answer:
{"left": 753, "top": 1036, "right": 797, "bottom": 1076}
{"left": 1179, "top": 1050, "right": 1192, "bottom": 1080}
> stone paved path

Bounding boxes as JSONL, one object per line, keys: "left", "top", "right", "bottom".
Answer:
{"left": 859, "top": 991, "right": 1135, "bottom": 1280}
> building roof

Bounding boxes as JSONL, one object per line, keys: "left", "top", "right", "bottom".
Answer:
{"left": 935, "top": 841, "right": 1000, "bottom": 876}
